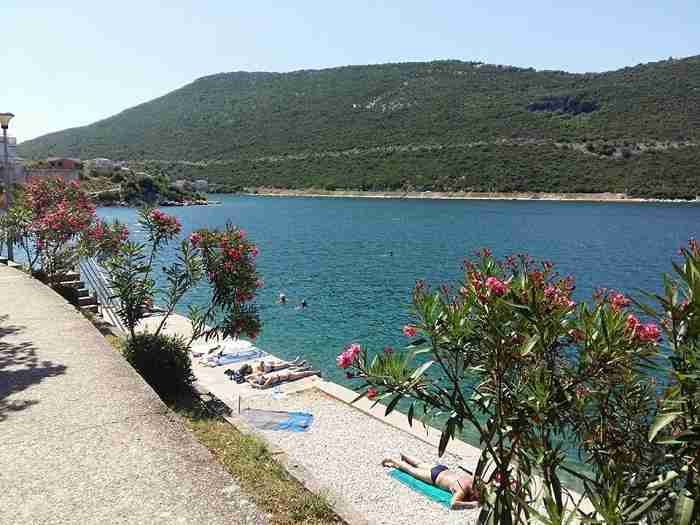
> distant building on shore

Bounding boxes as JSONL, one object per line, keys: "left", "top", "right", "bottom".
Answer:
{"left": 194, "top": 179, "right": 209, "bottom": 191}
{"left": 14, "top": 157, "right": 83, "bottom": 184}
{"left": 46, "top": 157, "right": 83, "bottom": 170}
{"left": 87, "top": 158, "right": 115, "bottom": 170}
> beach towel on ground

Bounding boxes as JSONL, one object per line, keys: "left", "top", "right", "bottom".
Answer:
{"left": 389, "top": 468, "right": 452, "bottom": 509}
{"left": 240, "top": 409, "right": 314, "bottom": 432}
{"left": 203, "top": 348, "right": 264, "bottom": 366}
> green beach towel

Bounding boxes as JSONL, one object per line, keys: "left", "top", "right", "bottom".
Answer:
{"left": 388, "top": 468, "right": 453, "bottom": 508}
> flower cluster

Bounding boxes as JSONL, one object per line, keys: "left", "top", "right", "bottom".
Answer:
{"left": 608, "top": 291, "right": 631, "bottom": 312}
{"left": 402, "top": 325, "right": 417, "bottom": 337}
{"left": 26, "top": 178, "right": 96, "bottom": 245}
{"left": 336, "top": 343, "right": 361, "bottom": 368}
{"left": 84, "top": 220, "right": 130, "bottom": 259}
{"left": 543, "top": 284, "right": 576, "bottom": 311}
{"left": 148, "top": 209, "right": 182, "bottom": 241}
{"left": 193, "top": 224, "right": 262, "bottom": 340}
{"left": 485, "top": 276, "right": 509, "bottom": 297}
{"left": 625, "top": 314, "right": 661, "bottom": 342}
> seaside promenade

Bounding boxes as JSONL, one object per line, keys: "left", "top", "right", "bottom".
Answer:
{"left": 0, "top": 264, "right": 267, "bottom": 525}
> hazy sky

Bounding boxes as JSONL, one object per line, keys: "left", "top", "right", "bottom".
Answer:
{"left": 4, "top": 1, "right": 699, "bottom": 142}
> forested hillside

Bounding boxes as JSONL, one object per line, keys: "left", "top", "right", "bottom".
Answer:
{"left": 18, "top": 56, "right": 700, "bottom": 198}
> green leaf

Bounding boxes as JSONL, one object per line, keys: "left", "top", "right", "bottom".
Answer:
{"left": 674, "top": 492, "right": 695, "bottom": 525}
{"left": 648, "top": 412, "right": 682, "bottom": 442}
{"left": 407, "top": 402, "right": 415, "bottom": 427}
{"left": 385, "top": 393, "right": 402, "bottom": 416}
{"left": 521, "top": 334, "right": 540, "bottom": 356}
{"left": 627, "top": 492, "right": 663, "bottom": 521}
{"left": 410, "top": 360, "right": 434, "bottom": 380}
{"left": 438, "top": 428, "right": 450, "bottom": 457}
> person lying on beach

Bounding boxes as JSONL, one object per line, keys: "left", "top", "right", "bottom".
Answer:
{"left": 382, "top": 453, "right": 479, "bottom": 510}
{"left": 254, "top": 356, "right": 306, "bottom": 374}
{"left": 247, "top": 369, "right": 320, "bottom": 389}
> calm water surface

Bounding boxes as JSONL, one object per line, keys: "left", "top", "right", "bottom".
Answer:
{"left": 99, "top": 195, "right": 700, "bottom": 381}
{"left": 99, "top": 195, "right": 699, "bottom": 471}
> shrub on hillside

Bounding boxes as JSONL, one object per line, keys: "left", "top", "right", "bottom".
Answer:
{"left": 122, "top": 333, "right": 194, "bottom": 400}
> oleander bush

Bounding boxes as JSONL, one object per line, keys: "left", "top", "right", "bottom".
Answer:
{"left": 339, "top": 242, "right": 700, "bottom": 524}
{"left": 122, "top": 332, "right": 194, "bottom": 400}
{"left": 102, "top": 207, "right": 262, "bottom": 344}
{"left": 0, "top": 178, "right": 128, "bottom": 285}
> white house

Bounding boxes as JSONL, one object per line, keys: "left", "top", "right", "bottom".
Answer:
{"left": 194, "top": 179, "right": 209, "bottom": 191}
{"left": 88, "top": 158, "right": 115, "bottom": 170}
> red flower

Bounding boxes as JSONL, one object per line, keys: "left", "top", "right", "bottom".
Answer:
{"left": 485, "top": 276, "right": 508, "bottom": 297}
{"left": 367, "top": 388, "right": 377, "bottom": 400}
{"left": 402, "top": 325, "right": 417, "bottom": 337}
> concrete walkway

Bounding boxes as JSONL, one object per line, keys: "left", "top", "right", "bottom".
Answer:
{"left": 0, "top": 265, "right": 267, "bottom": 525}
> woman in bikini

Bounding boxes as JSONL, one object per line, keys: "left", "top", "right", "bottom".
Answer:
{"left": 247, "top": 368, "right": 320, "bottom": 389}
{"left": 382, "top": 453, "right": 479, "bottom": 510}
{"left": 253, "top": 356, "right": 306, "bottom": 374}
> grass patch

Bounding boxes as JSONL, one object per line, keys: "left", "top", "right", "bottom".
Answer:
{"left": 173, "top": 395, "right": 342, "bottom": 525}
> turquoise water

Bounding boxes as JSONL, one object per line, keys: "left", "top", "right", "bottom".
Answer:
{"left": 99, "top": 194, "right": 700, "bottom": 379}
{"left": 99, "top": 195, "right": 700, "bottom": 472}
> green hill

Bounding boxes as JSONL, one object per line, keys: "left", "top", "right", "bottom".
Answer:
{"left": 18, "top": 56, "right": 700, "bottom": 198}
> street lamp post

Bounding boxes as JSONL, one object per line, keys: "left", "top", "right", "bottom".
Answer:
{"left": 0, "top": 112, "right": 15, "bottom": 260}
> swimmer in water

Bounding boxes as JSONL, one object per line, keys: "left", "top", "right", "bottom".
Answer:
{"left": 296, "top": 299, "right": 307, "bottom": 309}
{"left": 278, "top": 292, "right": 287, "bottom": 304}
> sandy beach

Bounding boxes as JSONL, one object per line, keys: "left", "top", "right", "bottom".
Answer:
{"left": 243, "top": 187, "right": 700, "bottom": 204}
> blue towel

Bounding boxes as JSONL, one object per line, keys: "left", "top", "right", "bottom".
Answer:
{"left": 208, "top": 349, "right": 263, "bottom": 366}
{"left": 389, "top": 468, "right": 453, "bottom": 508}
{"left": 273, "top": 411, "right": 313, "bottom": 432}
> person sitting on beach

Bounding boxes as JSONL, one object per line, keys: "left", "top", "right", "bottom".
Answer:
{"left": 382, "top": 453, "right": 479, "bottom": 510}
{"left": 248, "top": 368, "right": 319, "bottom": 389}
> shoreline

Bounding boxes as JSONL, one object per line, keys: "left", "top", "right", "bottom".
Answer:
{"left": 239, "top": 187, "right": 700, "bottom": 204}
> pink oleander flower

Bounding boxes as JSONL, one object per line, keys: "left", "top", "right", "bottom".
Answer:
{"left": 366, "top": 387, "right": 377, "bottom": 400}
{"left": 189, "top": 232, "right": 201, "bottom": 246}
{"left": 485, "top": 276, "right": 508, "bottom": 296}
{"left": 626, "top": 314, "right": 640, "bottom": 333}
{"left": 347, "top": 343, "right": 361, "bottom": 359}
{"left": 336, "top": 351, "right": 353, "bottom": 369}
{"left": 638, "top": 323, "right": 661, "bottom": 342}
{"left": 609, "top": 291, "right": 631, "bottom": 312}
{"left": 383, "top": 346, "right": 394, "bottom": 354}
{"left": 402, "top": 325, "right": 417, "bottom": 337}
{"left": 250, "top": 245, "right": 259, "bottom": 257}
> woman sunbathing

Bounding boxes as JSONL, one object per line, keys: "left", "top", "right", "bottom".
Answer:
{"left": 254, "top": 356, "right": 306, "bottom": 374}
{"left": 247, "top": 369, "right": 319, "bottom": 389}
{"left": 382, "top": 453, "right": 479, "bottom": 510}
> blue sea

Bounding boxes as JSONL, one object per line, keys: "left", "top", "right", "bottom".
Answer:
{"left": 99, "top": 194, "right": 700, "bottom": 379}
{"left": 99, "top": 195, "right": 700, "bottom": 473}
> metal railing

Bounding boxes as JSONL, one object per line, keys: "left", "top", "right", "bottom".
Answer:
{"left": 79, "top": 257, "right": 126, "bottom": 333}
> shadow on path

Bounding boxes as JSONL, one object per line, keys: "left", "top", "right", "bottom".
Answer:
{"left": 0, "top": 315, "right": 67, "bottom": 422}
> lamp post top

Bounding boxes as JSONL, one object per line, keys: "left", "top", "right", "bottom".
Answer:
{"left": 0, "top": 113, "right": 15, "bottom": 129}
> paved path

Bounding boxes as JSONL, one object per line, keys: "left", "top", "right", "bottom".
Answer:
{"left": 0, "top": 265, "right": 267, "bottom": 525}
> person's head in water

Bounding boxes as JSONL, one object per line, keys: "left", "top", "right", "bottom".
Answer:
{"left": 300, "top": 299, "right": 307, "bottom": 308}
{"left": 278, "top": 292, "right": 287, "bottom": 303}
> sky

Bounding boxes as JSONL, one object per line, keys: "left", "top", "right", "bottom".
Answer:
{"left": 3, "top": 1, "right": 699, "bottom": 142}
